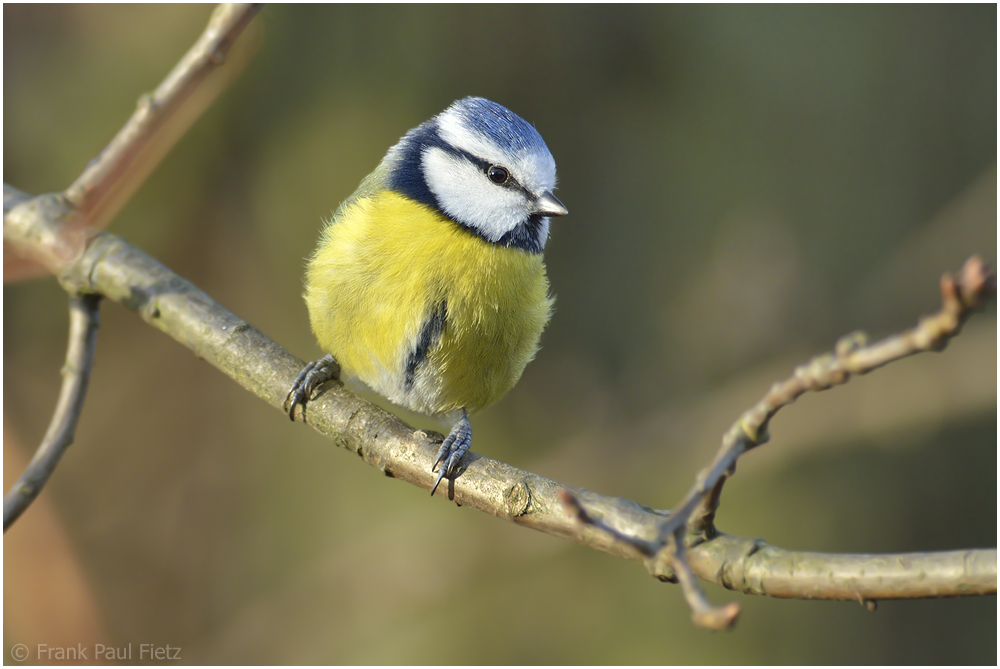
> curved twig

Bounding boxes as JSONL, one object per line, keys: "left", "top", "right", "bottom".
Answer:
{"left": 563, "top": 255, "right": 996, "bottom": 625}
{"left": 686, "top": 257, "right": 995, "bottom": 538}
{"left": 3, "top": 293, "right": 102, "bottom": 531}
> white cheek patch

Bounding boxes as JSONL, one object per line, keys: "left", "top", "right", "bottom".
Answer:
{"left": 422, "top": 147, "right": 528, "bottom": 241}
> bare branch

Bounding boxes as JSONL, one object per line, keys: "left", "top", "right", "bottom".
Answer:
{"left": 685, "top": 535, "right": 997, "bottom": 601}
{"left": 3, "top": 198, "right": 996, "bottom": 610}
{"left": 4, "top": 5, "right": 261, "bottom": 283}
{"left": 62, "top": 3, "right": 261, "bottom": 230}
{"left": 3, "top": 1, "right": 995, "bottom": 628}
{"left": 563, "top": 256, "right": 995, "bottom": 625}
{"left": 3, "top": 294, "right": 101, "bottom": 531}
{"left": 4, "top": 4, "right": 264, "bottom": 525}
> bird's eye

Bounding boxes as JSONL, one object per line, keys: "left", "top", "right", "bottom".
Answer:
{"left": 487, "top": 166, "right": 510, "bottom": 184}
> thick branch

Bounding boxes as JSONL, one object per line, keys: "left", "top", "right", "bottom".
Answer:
{"left": 685, "top": 536, "right": 997, "bottom": 601}
{"left": 3, "top": 294, "right": 101, "bottom": 531}
{"left": 4, "top": 189, "right": 995, "bottom": 606}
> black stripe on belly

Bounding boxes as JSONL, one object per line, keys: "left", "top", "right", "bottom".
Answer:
{"left": 404, "top": 301, "right": 447, "bottom": 390}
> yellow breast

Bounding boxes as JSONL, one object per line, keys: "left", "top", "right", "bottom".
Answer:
{"left": 305, "top": 190, "right": 553, "bottom": 416}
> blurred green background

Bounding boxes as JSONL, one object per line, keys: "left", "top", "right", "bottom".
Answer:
{"left": 4, "top": 4, "right": 996, "bottom": 664}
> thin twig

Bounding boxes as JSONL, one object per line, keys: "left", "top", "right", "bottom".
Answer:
{"left": 669, "top": 534, "right": 741, "bottom": 630}
{"left": 564, "top": 256, "right": 995, "bottom": 626}
{"left": 62, "top": 3, "right": 261, "bottom": 230}
{"left": 557, "top": 489, "right": 660, "bottom": 557}
{"left": 3, "top": 294, "right": 102, "bottom": 531}
{"left": 664, "top": 256, "right": 995, "bottom": 545}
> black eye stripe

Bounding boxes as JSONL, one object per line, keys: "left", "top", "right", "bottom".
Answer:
{"left": 433, "top": 136, "right": 531, "bottom": 195}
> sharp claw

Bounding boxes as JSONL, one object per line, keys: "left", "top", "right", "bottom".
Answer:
{"left": 430, "top": 468, "right": 448, "bottom": 496}
{"left": 428, "top": 410, "right": 472, "bottom": 495}
{"left": 283, "top": 387, "right": 297, "bottom": 414}
{"left": 286, "top": 355, "right": 339, "bottom": 422}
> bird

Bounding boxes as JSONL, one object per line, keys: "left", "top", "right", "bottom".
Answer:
{"left": 285, "top": 96, "right": 567, "bottom": 495}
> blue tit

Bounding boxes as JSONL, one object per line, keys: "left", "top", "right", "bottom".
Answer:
{"left": 286, "top": 96, "right": 567, "bottom": 495}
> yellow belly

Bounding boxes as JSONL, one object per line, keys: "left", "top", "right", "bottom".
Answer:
{"left": 305, "top": 190, "right": 553, "bottom": 416}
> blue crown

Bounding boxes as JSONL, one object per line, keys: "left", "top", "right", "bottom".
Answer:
{"left": 448, "top": 97, "right": 548, "bottom": 155}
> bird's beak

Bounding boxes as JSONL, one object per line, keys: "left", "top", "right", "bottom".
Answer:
{"left": 533, "top": 191, "right": 568, "bottom": 217}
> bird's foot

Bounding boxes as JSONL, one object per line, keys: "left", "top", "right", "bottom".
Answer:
{"left": 285, "top": 354, "right": 340, "bottom": 420}
{"left": 431, "top": 410, "right": 472, "bottom": 495}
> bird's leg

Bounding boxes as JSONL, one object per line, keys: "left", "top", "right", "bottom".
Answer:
{"left": 430, "top": 409, "right": 472, "bottom": 495}
{"left": 285, "top": 354, "right": 340, "bottom": 420}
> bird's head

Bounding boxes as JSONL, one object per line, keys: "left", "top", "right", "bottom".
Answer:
{"left": 388, "top": 97, "right": 567, "bottom": 253}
